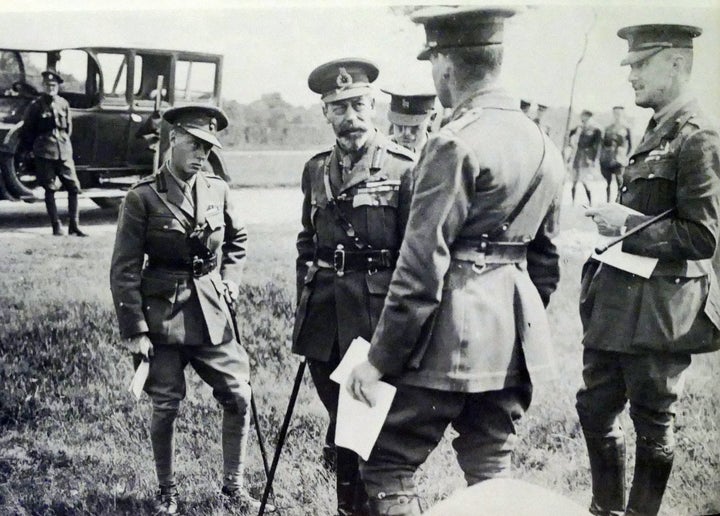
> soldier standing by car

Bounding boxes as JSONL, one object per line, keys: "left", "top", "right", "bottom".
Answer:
{"left": 292, "top": 58, "right": 415, "bottom": 516}
{"left": 346, "top": 7, "right": 565, "bottom": 515}
{"left": 110, "top": 105, "right": 269, "bottom": 514}
{"left": 579, "top": 25, "right": 720, "bottom": 516}
{"left": 20, "top": 70, "right": 86, "bottom": 236}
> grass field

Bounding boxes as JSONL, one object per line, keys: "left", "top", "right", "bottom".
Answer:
{"left": 0, "top": 185, "right": 719, "bottom": 515}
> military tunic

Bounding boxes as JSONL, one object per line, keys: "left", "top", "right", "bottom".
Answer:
{"left": 292, "top": 130, "right": 416, "bottom": 361}
{"left": 110, "top": 165, "right": 250, "bottom": 406}
{"left": 360, "top": 89, "right": 565, "bottom": 501}
{"left": 580, "top": 98, "right": 720, "bottom": 354}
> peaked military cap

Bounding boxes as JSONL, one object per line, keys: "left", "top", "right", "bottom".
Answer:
{"left": 612, "top": 105, "right": 625, "bottom": 110}
{"left": 581, "top": 109, "right": 593, "bottom": 117}
{"left": 381, "top": 88, "right": 436, "bottom": 126}
{"left": 537, "top": 103, "right": 548, "bottom": 111}
{"left": 308, "top": 58, "right": 379, "bottom": 103}
{"left": 617, "top": 24, "right": 702, "bottom": 66}
{"left": 41, "top": 70, "right": 63, "bottom": 84}
{"left": 411, "top": 6, "right": 517, "bottom": 60}
{"left": 163, "top": 104, "right": 228, "bottom": 149}
{"left": 520, "top": 99, "right": 532, "bottom": 110}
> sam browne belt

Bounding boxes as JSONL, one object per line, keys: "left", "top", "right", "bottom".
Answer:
{"left": 315, "top": 246, "right": 397, "bottom": 276}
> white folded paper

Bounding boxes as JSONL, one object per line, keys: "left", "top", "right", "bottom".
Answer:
{"left": 592, "top": 236, "right": 658, "bottom": 278}
{"left": 330, "top": 337, "right": 396, "bottom": 461}
{"left": 129, "top": 360, "right": 150, "bottom": 400}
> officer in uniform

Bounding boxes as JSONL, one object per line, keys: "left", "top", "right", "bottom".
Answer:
{"left": 110, "top": 105, "right": 267, "bottom": 514}
{"left": 599, "top": 106, "right": 633, "bottom": 202}
{"left": 20, "top": 70, "right": 86, "bottom": 236}
{"left": 568, "top": 109, "right": 603, "bottom": 206}
{"left": 580, "top": 25, "right": 720, "bottom": 516}
{"left": 293, "top": 58, "right": 415, "bottom": 515}
{"left": 347, "top": 8, "right": 565, "bottom": 515}
{"left": 381, "top": 88, "right": 436, "bottom": 153}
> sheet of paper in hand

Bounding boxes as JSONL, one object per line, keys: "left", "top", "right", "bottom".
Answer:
{"left": 592, "top": 237, "right": 658, "bottom": 278}
{"left": 129, "top": 360, "right": 150, "bottom": 400}
{"left": 330, "top": 337, "right": 397, "bottom": 461}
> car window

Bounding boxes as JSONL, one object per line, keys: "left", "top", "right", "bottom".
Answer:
{"left": 0, "top": 51, "right": 46, "bottom": 95}
{"left": 54, "top": 49, "right": 88, "bottom": 94}
{"left": 175, "top": 60, "right": 216, "bottom": 102}
{"left": 134, "top": 53, "right": 170, "bottom": 108}
{"left": 97, "top": 52, "right": 128, "bottom": 99}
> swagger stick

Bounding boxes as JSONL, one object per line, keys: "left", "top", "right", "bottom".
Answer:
{"left": 226, "top": 299, "right": 272, "bottom": 484}
{"left": 594, "top": 208, "right": 674, "bottom": 254}
{"left": 258, "top": 358, "right": 307, "bottom": 516}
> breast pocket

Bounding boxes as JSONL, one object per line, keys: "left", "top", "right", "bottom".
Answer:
{"left": 353, "top": 186, "right": 401, "bottom": 242}
{"left": 625, "top": 159, "right": 676, "bottom": 214}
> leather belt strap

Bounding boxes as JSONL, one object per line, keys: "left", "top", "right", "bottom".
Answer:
{"left": 451, "top": 242, "right": 528, "bottom": 270}
{"left": 146, "top": 254, "right": 218, "bottom": 277}
{"left": 315, "top": 246, "right": 397, "bottom": 276}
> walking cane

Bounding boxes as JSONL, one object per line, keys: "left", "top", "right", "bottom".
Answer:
{"left": 258, "top": 358, "right": 307, "bottom": 516}
{"left": 594, "top": 208, "right": 674, "bottom": 254}
{"left": 225, "top": 297, "right": 272, "bottom": 483}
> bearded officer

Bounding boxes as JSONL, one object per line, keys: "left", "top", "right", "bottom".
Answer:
{"left": 579, "top": 25, "right": 720, "bottom": 516}
{"left": 293, "top": 58, "right": 415, "bottom": 515}
{"left": 110, "top": 105, "right": 267, "bottom": 514}
{"left": 347, "top": 7, "right": 565, "bottom": 515}
{"left": 20, "top": 70, "right": 86, "bottom": 236}
{"left": 381, "top": 89, "right": 436, "bottom": 153}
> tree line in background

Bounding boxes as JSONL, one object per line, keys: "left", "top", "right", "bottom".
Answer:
{"left": 217, "top": 91, "right": 638, "bottom": 152}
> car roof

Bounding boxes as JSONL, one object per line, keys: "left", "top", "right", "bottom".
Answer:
{"left": 0, "top": 46, "right": 222, "bottom": 60}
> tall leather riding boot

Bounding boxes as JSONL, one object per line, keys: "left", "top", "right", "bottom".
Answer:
{"left": 67, "top": 191, "right": 87, "bottom": 237}
{"left": 44, "top": 190, "right": 64, "bottom": 236}
{"left": 625, "top": 442, "right": 674, "bottom": 516}
{"left": 336, "top": 447, "right": 368, "bottom": 516}
{"left": 584, "top": 434, "right": 626, "bottom": 515}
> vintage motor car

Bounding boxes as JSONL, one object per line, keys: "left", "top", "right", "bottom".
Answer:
{"left": 0, "top": 46, "right": 227, "bottom": 207}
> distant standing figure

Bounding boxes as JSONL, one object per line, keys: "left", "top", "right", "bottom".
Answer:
{"left": 568, "top": 110, "right": 602, "bottom": 206}
{"left": 599, "top": 106, "right": 632, "bottom": 202}
{"left": 110, "top": 105, "right": 268, "bottom": 514}
{"left": 382, "top": 88, "right": 436, "bottom": 153}
{"left": 533, "top": 103, "right": 551, "bottom": 137}
{"left": 20, "top": 70, "right": 86, "bottom": 236}
{"left": 578, "top": 24, "right": 720, "bottom": 516}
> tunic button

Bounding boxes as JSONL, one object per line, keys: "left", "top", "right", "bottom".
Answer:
{"left": 675, "top": 278, "right": 681, "bottom": 284}
{"left": 629, "top": 159, "right": 635, "bottom": 164}
{"left": 501, "top": 224, "right": 508, "bottom": 231}
{"left": 648, "top": 173, "right": 655, "bottom": 179}
{"left": 163, "top": 225, "right": 169, "bottom": 229}
{"left": 621, "top": 186, "right": 628, "bottom": 192}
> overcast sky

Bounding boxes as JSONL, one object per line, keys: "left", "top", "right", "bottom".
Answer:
{"left": 1, "top": 0, "right": 719, "bottom": 127}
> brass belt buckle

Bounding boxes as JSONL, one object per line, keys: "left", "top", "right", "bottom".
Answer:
{"left": 192, "top": 256, "right": 204, "bottom": 277}
{"left": 334, "top": 245, "right": 345, "bottom": 277}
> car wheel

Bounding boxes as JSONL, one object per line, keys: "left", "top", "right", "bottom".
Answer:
{"left": 0, "top": 150, "right": 39, "bottom": 202}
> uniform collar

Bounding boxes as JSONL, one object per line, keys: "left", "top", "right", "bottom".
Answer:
{"left": 651, "top": 91, "right": 694, "bottom": 128}
{"left": 450, "top": 86, "right": 518, "bottom": 122}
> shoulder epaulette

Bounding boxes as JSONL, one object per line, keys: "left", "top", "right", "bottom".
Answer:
{"left": 385, "top": 141, "right": 415, "bottom": 161}
{"left": 442, "top": 107, "right": 485, "bottom": 134}
{"left": 308, "top": 148, "right": 332, "bottom": 162}
{"left": 129, "top": 174, "right": 156, "bottom": 190}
